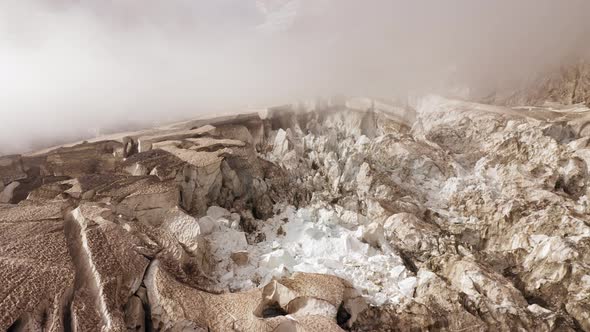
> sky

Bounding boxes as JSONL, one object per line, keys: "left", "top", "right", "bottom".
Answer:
{"left": 1, "top": 0, "right": 590, "bottom": 154}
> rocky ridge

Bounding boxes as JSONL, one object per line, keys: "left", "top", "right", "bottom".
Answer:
{"left": 491, "top": 60, "right": 590, "bottom": 108}
{"left": 1, "top": 96, "right": 590, "bottom": 331}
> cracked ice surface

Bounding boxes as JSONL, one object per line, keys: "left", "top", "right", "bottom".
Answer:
{"left": 4, "top": 94, "right": 590, "bottom": 331}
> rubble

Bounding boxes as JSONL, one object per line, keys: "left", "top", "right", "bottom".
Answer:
{"left": 1, "top": 96, "right": 590, "bottom": 331}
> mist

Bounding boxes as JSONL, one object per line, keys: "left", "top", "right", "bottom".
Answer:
{"left": 1, "top": 0, "right": 589, "bottom": 155}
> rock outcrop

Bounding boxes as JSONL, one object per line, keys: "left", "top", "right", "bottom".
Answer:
{"left": 494, "top": 60, "right": 590, "bottom": 108}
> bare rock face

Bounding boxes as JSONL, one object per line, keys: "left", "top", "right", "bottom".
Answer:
{"left": 2, "top": 97, "right": 590, "bottom": 331}
{"left": 498, "top": 60, "right": 590, "bottom": 107}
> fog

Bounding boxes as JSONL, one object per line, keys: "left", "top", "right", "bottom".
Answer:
{"left": 1, "top": 0, "right": 589, "bottom": 154}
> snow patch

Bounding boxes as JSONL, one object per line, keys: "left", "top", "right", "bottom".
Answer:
{"left": 199, "top": 204, "right": 416, "bottom": 305}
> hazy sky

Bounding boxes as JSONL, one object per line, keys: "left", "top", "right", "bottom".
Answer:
{"left": 1, "top": 0, "right": 589, "bottom": 154}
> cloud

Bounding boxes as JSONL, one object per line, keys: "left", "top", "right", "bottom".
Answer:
{"left": 1, "top": 0, "right": 589, "bottom": 154}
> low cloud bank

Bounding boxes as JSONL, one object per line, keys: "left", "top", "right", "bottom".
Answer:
{"left": 1, "top": 0, "right": 589, "bottom": 154}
